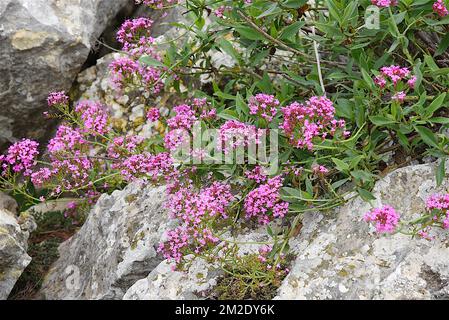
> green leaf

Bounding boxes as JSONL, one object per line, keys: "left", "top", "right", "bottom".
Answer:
{"left": 139, "top": 55, "right": 166, "bottom": 68}
{"left": 415, "top": 125, "right": 440, "bottom": 149}
{"left": 235, "top": 26, "right": 266, "bottom": 41}
{"left": 279, "top": 21, "right": 305, "bottom": 41}
{"left": 357, "top": 188, "right": 376, "bottom": 201}
{"left": 217, "top": 109, "right": 239, "bottom": 121}
{"left": 332, "top": 158, "right": 349, "bottom": 172}
{"left": 257, "top": 3, "right": 282, "bottom": 19}
{"left": 351, "top": 170, "right": 373, "bottom": 183}
{"left": 435, "top": 32, "right": 449, "bottom": 56}
{"left": 436, "top": 159, "right": 446, "bottom": 187}
{"left": 425, "top": 92, "right": 447, "bottom": 118}
{"left": 217, "top": 38, "right": 241, "bottom": 64}
{"left": 369, "top": 115, "right": 396, "bottom": 126}
{"left": 281, "top": 0, "right": 308, "bottom": 9}
{"left": 235, "top": 93, "right": 249, "bottom": 116}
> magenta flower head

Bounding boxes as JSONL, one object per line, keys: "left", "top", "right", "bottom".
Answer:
{"left": 249, "top": 93, "right": 280, "bottom": 122}
{"left": 2, "top": 139, "right": 39, "bottom": 176}
{"left": 47, "top": 91, "right": 69, "bottom": 107}
{"left": 116, "top": 18, "right": 154, "bottom": 52}
{"left": 371, "top": 0, "right": 397, "bottom": 7}
{"left": 433, "top": 0, "right": 449, "bottom": 17}
{"left": 135, "top": 0, "right": 179, "bottom": 9}
{"left": 364, "top": 205, "right": 400, "bottom": 234}
{"left": 147, "top": 107, "right": 160, "bottom": 122}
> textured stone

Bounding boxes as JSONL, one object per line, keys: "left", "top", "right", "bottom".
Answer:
{"left": 39, "top": 182, "right": 176, "bottom": 300}
{"left": 0, "top": 192, "right": 18, "bottom": 215}
{"left": 123, "top": 258, "right": 221, "bottom": 300}
{"left": 0, "top": 0, "right": 131, "bottom": 149}
{"left": 277, "top": 161, "right": 449, "bottom": 300}
{"left": 0, "top": 209, "right": 35, "bottom": 299}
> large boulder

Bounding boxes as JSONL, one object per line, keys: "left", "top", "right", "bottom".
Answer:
{"left": 277, "top": 161, "right": 449, "bottom": 300}
{"left": 0, "top": 209, "right": 36, "bottom": 299}
{"left": 39, "top": 182, "right": 176, "bottom": 300}
{"left": 123, "top": 258, "right": 221, "bottom": 300}
{"left": 0, "top": 0, "right": 132, "bottom": 149}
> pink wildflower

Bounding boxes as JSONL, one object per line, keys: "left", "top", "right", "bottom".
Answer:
{"left": 245, "top": 166, "right": 268, "bottom": 184}
{"left": 249, "top": 94, "right": 280, "bottom": 122}
{"left": 75, "top": 101, "right": 109, "bottom": 135}
{"left": 280, "top": 96, "right": 346, "bottom": 150}
{"left": 433, "top": 0, "right": 449, "bottom": 17}
{"left": 371, "top": 0, "right": 397, "bottom": 7}
{"left": 47, "top": 91, "right": 69, "bottom": 107}
{"left": 392, "top": 91, "right": 406, "bottom": 103}
{"left": 1, "top": 139, "right": 39, "bottom": 176}
{"left": 219, "top": 120, "right": 261, "bottom": 154}
{"left": 147, "top": 107, "right": 160, "bottom": 122}
{"left": 407, "top": 76, "right": 417, "bottom": 89}
{"left": 244, "top": 175, "right": 289, "bottom": 224}
{"left": 364, "top": 205, "right": 400, "bottom": 233}
{"left": 48, "top": 125, "right": 86, "bottom": 154}
{"left": 380, "top": 65, "right": 410, "bottom": 85}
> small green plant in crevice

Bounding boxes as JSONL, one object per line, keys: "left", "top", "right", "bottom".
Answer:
{"left": 211, "top": 248, "right": 293, "bottom": 300}
{"left": 8, "top": 211, "right": 80, "bottom": 300}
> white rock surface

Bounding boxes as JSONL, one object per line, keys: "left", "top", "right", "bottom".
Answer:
{"left": 123, "top": 258, "right": 221, "bottom": 300}
{"left": 277, "top": 161, "right": 449, "bottom": 300}
{"left": 39, "top": 182, "right": 176, "bottom": 300}
{"left": 0, "top": 0, "right": 131, "bottom": 149}
{"left": 0, "top": 192, "right": 18, "bottom": 215}
{"left": 0, "top": 209, "right": 36, "bottom": 299}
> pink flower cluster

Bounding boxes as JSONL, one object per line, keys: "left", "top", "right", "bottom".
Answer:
{"left": 374, "top": 66, "right": 416, "bottom": 103}
{"left": 426, "top": 193, "right": 449, "bottom": 229}
{"left": 192, "top": 98, "right": 217, "bottom": 120}
{"left": 219, "top": 120, "right": 261, "bottom": 154}
{"left": 245, "top": 166, "right": 268, "bottom": 184}
{"left": 244, "top": 175, "right": 289, "bottom": 225}
{"left": 107, "top": 135, "right": 144, "bottom": 159}
{"left": 364, "top": 205, "right": 400, "bottom": 233}
{"left": 116, "top": 18, "right": 154, "bottom": 53}
{"left": 257, "top": 245, "right": 272, "bottom": 263}
{"left": 159, "top": 182, "right": 235, "bottom": 264}
{"left": 45, "top": 151, "right": 94, "bottom": 191}
{"left": 378, "top": 65, "right": 411, "bottom": 86}
{"left": 47, "top": 91, "right": 69, "bottom": 107}
{"left": 147, "top": 107, "right": 160, "bottom": 122}
{"left": 214, "top": 5, "right": 231, "bottom": 18}
{"left": 312, "top": 164, "right": 329, "bottom": 175}
{"left": 48, "top": 125, "right": 86, "bottom": 155}
{"left": 75, "top": 101, "right": 109, "bottom": 135}
{"left": 114, "top": 152, "right": 173, "bottom": 182}
{"left": 164, "top": 104, "right": 198, "bottom": 152}
{"left": 0, "top": 139, "right": 39, "bottom": 176}
{"left": 371, "top": 0, "right": 397, "bottom": 7}
{"left": 109, "top": 57, "right": 163, "bottom": 94}
{"left": 249, "top": 94, "right": 280, "bottom": 122}
{"left": 280, "top": 96, "right": 347, "bottom": 150}
{"left": 135, "top": 0, "right": 178, "bottom": 9}
{"left": 433, "top": 0, "right": 449, "bottom": 17}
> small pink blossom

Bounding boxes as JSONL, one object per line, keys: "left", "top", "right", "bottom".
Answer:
{"left": 392, "top": 91, "right": 406, "bottom": 103}
{"left": 433, "top": 0, "right": 449, "bottom": 17}
{"left": 147, "top": 108, "right": 160, "bottom": 122}
{"left": 244, "top": 175, "right": 289, "bottom": 225}
{"left": 364, "top": 205, "right": 400, "bottom": 233}
{"left": 249, "top": 94, "right": 279, "bottom": 122}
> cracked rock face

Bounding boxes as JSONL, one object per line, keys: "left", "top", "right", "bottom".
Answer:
{"left": 0, "top": 209, "right": 35, "bottom": 299}
{"left": 0, "top": 0, "right": 131, "bottom": 150}
{"left": 276, "top": 162, "right": 449, "bottom": 300}
{"left": 39, "top": 182, "right": 176, "bottom": 300}
{"left": 123, "top": 258, "right": 221, "bottom": 300}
